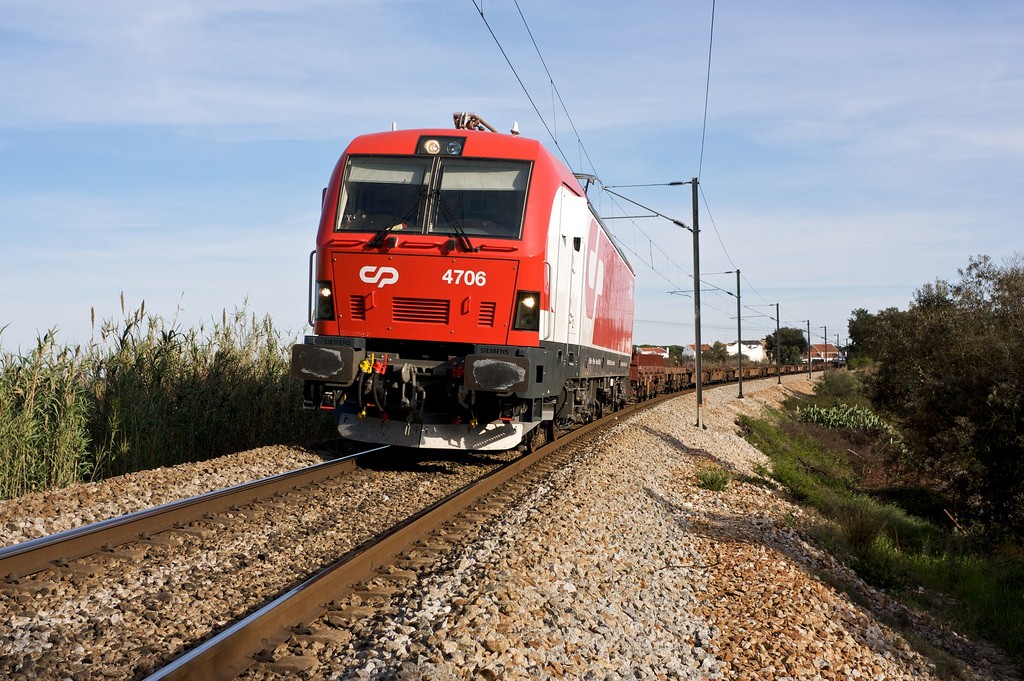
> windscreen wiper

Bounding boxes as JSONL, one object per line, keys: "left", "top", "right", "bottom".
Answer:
{"left": 367, "top": 222, "right": 404, "bottom": 249}
{"left": 433, "top": 191, "right": 477, "bottom": 252}
{"left": 366, "top": 190, "right": 425, "bottom": 248}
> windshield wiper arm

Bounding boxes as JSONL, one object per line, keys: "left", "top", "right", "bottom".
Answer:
{"left": 366, "top": 189, "right": 425, "bottom": 249}
{"left": 433, "top": 192, "right": 476, "bottom": 252}
{"left": 367, "top": 222, "right": 402, "bottom": 249}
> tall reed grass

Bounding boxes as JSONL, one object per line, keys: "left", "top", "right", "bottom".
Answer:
{"left": 0, "top": 300, "right": 334, "bottom": 499}
{"left": 0, "top": 331, "right": 92, "bottom": 498}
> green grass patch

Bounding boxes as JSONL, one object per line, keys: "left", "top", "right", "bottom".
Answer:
{"left": 738, "top": 411, "right": 1024, "bottom": 671}
{"left": 695, "top": 465, "right": 732, "bottom": 492}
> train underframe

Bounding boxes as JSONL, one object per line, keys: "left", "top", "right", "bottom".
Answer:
{"left": 291, "top": 336, "right": 630, "bottom": 450}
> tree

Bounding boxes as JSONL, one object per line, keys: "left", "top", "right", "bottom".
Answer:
{"left": 764, "top": 327, "right": 808, "bottom": 365}
{"left": 847, "top": 307, "right": 877, "bottom": 360}
{"left": 666, "top": 345, "right": 690, "bottom": 366}
{"left": 866, "top": 254, "right": 1024, "bottom": 538}
{"left": 703, "top": 341, "right": 730, "bottom": 364}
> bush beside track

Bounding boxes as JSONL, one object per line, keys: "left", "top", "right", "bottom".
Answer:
{"left": 740, "top": 369, "right": 1024, "bottom": 672}
{"left": 0, "top": 302, "right": 336, "bottom": 499}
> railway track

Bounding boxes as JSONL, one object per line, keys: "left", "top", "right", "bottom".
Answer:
{"left": 2, "top": 393, "right": 674, "bottom": 679}
{"left": 0, "top": 447, "right": 385, "bottom": 582}
{"left": 147, "top": 395, "right": 671, "bottom": 680}
{"left": 3, "top": 442, "right": 527, "bottom": 677}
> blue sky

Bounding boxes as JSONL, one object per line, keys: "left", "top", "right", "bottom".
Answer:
{"left": 2, "top": 1, "right": 1022, "bottom": 352}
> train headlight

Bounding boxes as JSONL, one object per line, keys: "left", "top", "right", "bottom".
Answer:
{"left": 417, "top": 135, "right": 465, "bottom": 156}
{"left": 315, "top": 280, "right": 335, "bottom": 320}
{"left": 512, "top": 291, "right": 540, "bottom": 331}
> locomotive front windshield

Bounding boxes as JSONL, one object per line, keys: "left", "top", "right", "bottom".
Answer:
{"left": 336, "top": 156, "right": 531, "bottom": 239}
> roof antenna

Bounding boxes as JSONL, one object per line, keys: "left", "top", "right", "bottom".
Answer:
{"left": 391, "top": 121, "right": 398, "bottom": 131}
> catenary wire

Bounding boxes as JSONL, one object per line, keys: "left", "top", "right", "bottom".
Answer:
{"left": 471, "top": 1, "right": 821, "bottom": 343}
{"left": 513, "top": 0, "right": 600, "bottom": 178}
{"left": 469, "top": 0, "right": 569, "bottom": 169}
{"left": 698, "top": 0, "right": 716, "bottom": 179}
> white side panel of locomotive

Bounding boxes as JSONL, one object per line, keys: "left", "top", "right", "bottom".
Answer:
{"left": 545, "top": 186, "right": 592, "bottom": 347}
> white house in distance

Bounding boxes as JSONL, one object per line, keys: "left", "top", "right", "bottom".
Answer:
{"left": 726, "top": 339, "right": 767, "bottom": 362}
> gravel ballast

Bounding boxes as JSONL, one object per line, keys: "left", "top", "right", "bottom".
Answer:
{"left": 2, "top": 376, "right": 1018, "bottom": 679}
{"left": 294, "top": 377, "right": 958, "bottom": 679}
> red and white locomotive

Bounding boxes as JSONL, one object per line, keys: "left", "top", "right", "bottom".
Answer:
{"left": 291, "top": 114, "right": 635, "bottom": 450}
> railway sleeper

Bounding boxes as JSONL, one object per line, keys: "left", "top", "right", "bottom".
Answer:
{"left": 396, "top": 556, "right": 436, "bottom": 571}
{"left": 253, "top": 653, "right": 318, "bottom": 676}
{"left": 375, "top": 568, "right": 418, "bottom": 584}
{"left": 325, "top": 604, "right": 376, "bottom": 620}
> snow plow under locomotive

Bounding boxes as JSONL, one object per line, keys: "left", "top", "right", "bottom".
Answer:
{"left": 290, "top": 114, "right": 635, "bottom": 450}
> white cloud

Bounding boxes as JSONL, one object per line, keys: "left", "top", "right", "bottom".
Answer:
{"left": 2, "top": 1, "right": 1023, "bottom": 350}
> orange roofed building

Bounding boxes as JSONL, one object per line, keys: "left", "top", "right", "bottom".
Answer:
{"left": 806, "top": 343, "right": 842, "bottom": 363}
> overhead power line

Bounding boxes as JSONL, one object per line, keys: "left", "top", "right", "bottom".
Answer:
{"left": 512, "top": 0, "right": 599, "bottom": 176}
{"left": 470, "top": 0, "right": 598, "bottom": 176}
{"left": 470, "top": 2, "right": 824, "bottom": 339}
{"left": 698, "top": 0, "right": 716, "bottom": 179}
{"left": 469, "top": 0, "right": 564, "bottom": 167}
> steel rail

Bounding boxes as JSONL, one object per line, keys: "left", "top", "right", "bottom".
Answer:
{"left": 144, "top": 401, "right": 645, "bottom": 681}
{"left": 0, "top": 446, "right": 388, "bottom": 580}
